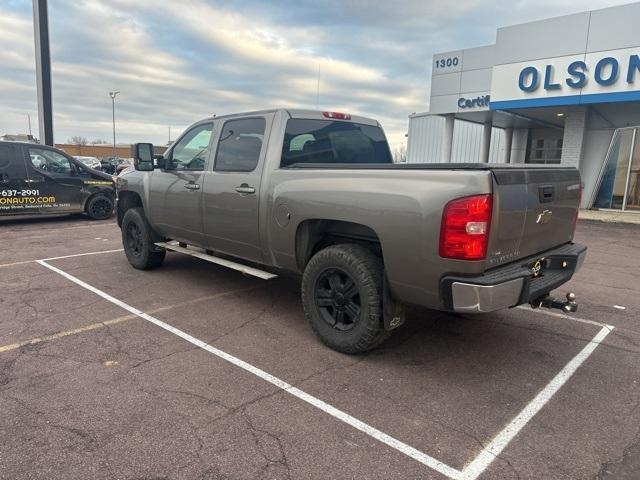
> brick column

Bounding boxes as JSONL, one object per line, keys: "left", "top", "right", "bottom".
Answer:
{"left": 561, "top": 106, "right": 589, "bottom": 168}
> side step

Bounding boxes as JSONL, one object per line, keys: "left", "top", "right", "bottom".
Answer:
{"left": 155, "top": 242, "right": 277, "bottom": 280}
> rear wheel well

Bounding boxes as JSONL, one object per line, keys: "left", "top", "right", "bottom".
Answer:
{"left": 295, "top": 219, "right": 382, "bottom": 271}
{"left": 117, "top": 191, "right": 143, "bottom": 226}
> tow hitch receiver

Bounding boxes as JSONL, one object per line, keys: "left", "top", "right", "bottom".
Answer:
{"left": 530, "top": 292, "right": 578, "bottom": 313}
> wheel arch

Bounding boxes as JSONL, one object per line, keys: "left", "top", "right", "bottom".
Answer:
{"left": 117, "top": 190, "right": 143, "bottom": 227}
{"left": 294, "top": 219, "right": 383, "bottom": 272}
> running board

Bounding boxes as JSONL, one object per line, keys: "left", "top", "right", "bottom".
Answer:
{"left": 155, "top": 242, "right": 277, "bottom": 280}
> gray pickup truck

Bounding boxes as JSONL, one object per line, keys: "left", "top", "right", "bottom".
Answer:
{"left": 116, "top": 109, "right": 585, "bottom": 353}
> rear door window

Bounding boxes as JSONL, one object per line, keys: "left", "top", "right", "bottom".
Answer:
{"left": 0, "top": 144, "right": 27, "bottom": 183}
{"left": 214, "top": 118, "right": 266, "bottom": 172}
{"left": 281, "top": 119, "right": 392, "bottom": 167}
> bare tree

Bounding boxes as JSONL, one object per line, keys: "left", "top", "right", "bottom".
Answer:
{"left": 68, "top": 136, "right": 88, "bottom": 145}
{"left": 91, "top": 138, "right": 109, "bottom": 144}
{"left": 393, "top": 143, "right": 407, "bottom": 163}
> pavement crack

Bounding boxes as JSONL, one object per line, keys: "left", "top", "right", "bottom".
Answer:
{"left": 594, "top": 397, "right": 640, "bottom": 479}
{"left": 242, "top": 407, "right": 292, "bottom": 480}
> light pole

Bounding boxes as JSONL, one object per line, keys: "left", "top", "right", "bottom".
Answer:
{"left": 109, "top": 91, "right": 120, "bottom": 156}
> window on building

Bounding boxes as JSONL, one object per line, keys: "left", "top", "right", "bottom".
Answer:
{"left": 527, "top": 138, "right": 562, "bottom": 164}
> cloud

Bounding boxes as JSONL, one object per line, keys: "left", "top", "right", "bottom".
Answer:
{"left": 0, "top": 0, "right": 637, "bottom": 150}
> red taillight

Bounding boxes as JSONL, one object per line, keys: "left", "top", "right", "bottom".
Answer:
{"left": 322, "top": 111, "right": 351, "bottom": 120}
{"left": 440, "top": 194, "right": 493, "bottom": 260}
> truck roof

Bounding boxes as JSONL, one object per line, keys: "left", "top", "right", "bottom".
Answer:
{"left": 200, "top": 109, "right": 380, "bottom": 127}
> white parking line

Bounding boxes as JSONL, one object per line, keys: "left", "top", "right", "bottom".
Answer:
{"left": 36, "top": 258, "right": 614, "bottom": 480}
{"left": 0, "top": 249, "right": 124, "bottom": 268}
{"left": 517, "top": 305, "right": 613, "bottom": 329}
{"left": 42, "top": 249, "right": 124, "bottom": 262}
{"left": 458, "top": 324, "right": 612, "bottom": 480}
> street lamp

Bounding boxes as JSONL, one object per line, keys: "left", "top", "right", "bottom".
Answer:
{"left": 109, "top": 91, "right": 120, "bottom": 156}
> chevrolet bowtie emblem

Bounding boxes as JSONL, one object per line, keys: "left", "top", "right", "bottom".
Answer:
{"left": 532, "top": 260, "right": 542, "bottom": 277}
{"left": 536, "top": 209, "right": 552, "bottom": 224}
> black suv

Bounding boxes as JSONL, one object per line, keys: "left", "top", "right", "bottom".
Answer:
{"left": 0, "top": 141, "right": 116, "bottom": 220}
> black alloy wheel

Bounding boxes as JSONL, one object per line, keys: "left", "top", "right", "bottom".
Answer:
{"left": 89, "top": 197, "right": 112, "bottom": 219}
{"left": 120, "top": 207, "right": 166, "bottom": 270}
{"left": 314, "top": 268, "right": 361, "bottom": 331}
{"left": 126, "top": 222, "right": 144, "bottom": 257}
{"left": 301, "top": 243, "right": 390, "bottom": 353}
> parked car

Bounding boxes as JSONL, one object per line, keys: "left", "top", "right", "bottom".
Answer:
{"left": 74, "top": 156, "right": 102, "bottom": 171}
{"left": 0, "top": 141, "right": 116, "bottom": 220}
{"left": 116, "top": 109, "right": 585, "bottom": 353}
{"left": 100, "top": 156, "right": 128, "bottom": 174}
{"left": 115, "top": 158, "right": 134, "bottom": 175}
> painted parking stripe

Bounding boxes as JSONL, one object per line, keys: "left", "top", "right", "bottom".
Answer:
{"left": 37, "top": 259, "right": 461, "bottom": 479}
{"left": 0, "top": 248, "right": 124, "bottom": 269}
{"left": 458, "top": 324, "right": 612, "bottom": 480}
{"left": 42, "top": 248, "right": 124, "bottom": 261}
{"left": 37, "top": 258, "right": 613, "bottom": 480}
{"left": 0, "top": 285, "right": 265, "bottom": 354}
{"left": 0, "top": 314, "right": 135, "bottom": 353}
{"left": 517, "top": 305, "right": 613, "bottom": 329}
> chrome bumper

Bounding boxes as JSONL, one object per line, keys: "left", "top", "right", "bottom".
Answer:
{"left": 451, "top": 278, "right": 525, "bottom": 313}
{"left": 447, "top": 244, "right": 587, "bottom": 314}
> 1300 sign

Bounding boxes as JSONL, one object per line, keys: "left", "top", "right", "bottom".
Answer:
{"left": 435, "top": 57, "right": 459, "bottom": 69}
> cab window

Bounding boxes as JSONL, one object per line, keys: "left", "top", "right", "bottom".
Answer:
{"left": 214, "top": 118, "right": 266, "bottom": 172}
{"left": 169, "top": 123, "right": 213, "bottom": 171}
{"left": 28, "top": 148, "right": 74, "bottom": 176}
{"left": 280, "top": 119, "right": 392, "bottom": 167}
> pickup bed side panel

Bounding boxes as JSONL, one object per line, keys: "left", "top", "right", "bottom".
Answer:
{"left": 264, "top": 169, "right": 493, "bottom": 309}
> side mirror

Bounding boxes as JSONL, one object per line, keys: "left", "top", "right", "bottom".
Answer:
{"left": 132, "top": 143, "right": 154, "bottom": 171}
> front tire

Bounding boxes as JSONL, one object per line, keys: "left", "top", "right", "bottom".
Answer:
{"left": 121, "top": 207, "right": 165, "bottom": 270}
{"left": 301, "top": 244, "right": 389, "bottom": 354}
{"left": 86, "top": 194, "right": 114, "bottom": 220}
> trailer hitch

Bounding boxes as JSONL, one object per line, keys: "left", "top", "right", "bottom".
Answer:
{"left": 530, "top": 292, "right": 578, "bottom": 313}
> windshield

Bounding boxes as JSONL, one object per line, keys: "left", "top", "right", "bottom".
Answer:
{"left": 281, "top": 119, "right": 392, "bottom": 167}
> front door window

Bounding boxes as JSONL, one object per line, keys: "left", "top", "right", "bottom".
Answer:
{"left": 28, "top": 148, "right": 75, "bottom": 176}
{"left": 169, "top": 124, "right": 213, "bottom": 171}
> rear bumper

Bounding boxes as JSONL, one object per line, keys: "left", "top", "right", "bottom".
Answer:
{"left": 441, "top": 243, "right": 587, "bottom": 313}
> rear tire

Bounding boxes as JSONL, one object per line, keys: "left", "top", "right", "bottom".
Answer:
{"left": 86, "top": 194, "right": 114, "bottom": 220}
{"left": 121, "top": 207, "right": 165, "bottom": 270}
{"left": 301, "top": 244, "right": 389, "bottom": 354}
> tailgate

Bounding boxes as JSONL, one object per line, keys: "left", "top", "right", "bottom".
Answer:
{"left": 487, "top": 168, "right": 581, "bottom": 268}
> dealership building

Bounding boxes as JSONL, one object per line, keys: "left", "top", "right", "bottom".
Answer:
{"left": 407, "top": 1, "right": 640, "bottom": 211}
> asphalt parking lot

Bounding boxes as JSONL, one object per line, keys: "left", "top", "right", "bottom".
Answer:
{"left": 0, "top": 216, "right": 638, "bottom": 480}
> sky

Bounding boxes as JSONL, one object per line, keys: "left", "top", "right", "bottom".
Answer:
{"left": 0, "top": 0, "right": 636, "bottom": 151}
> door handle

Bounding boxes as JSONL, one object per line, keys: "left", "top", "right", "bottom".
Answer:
{"left": 184, "top": 183, "right": 200, "bottom": 190}
{"left": 26, "top": 176, "right": 45, "bottom": 183}
{"left": 235, "top": 184, "right": 255, "bottom": 194}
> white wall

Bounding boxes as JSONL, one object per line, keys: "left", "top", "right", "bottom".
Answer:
{"left": 407, "top": 115, "right": 505, "bottom": 164}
